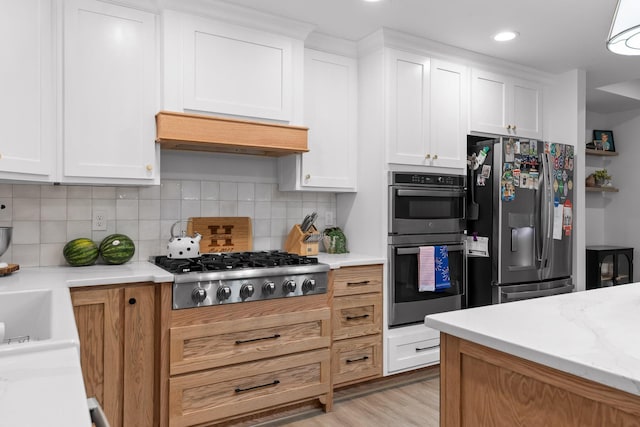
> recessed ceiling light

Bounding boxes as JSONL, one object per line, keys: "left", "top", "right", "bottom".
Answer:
{"left": 493, "top": 31, "right": 519, "bottom": 42}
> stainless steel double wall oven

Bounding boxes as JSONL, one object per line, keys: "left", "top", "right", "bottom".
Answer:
{"left": 388, "top": 172, "right": 467, "bottom": 327}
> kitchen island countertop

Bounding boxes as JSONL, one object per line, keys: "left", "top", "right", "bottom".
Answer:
{"left": 425, "top": 283, "right": 640, "bottom": 396}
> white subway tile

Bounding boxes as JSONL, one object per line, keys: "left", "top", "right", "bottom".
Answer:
{"left": 237, "top": 201, "right": 254, "bottom": 217}
{"left": 41, "top": 198, "right": 67, "bottom": 221}
{"left": 161, "top": 180, "right": 181, "bottom": 199}
{"left": 67, "top": 221, "right": 92, "bottom": 240}
{"left": 0, "top": 199, "right": 12, "bottom": 222}
{"left": 220, "top": 201, "right": 238, "bottom": 216}
{"left": 254, "top": 201, "right": 271, "bottom": 219}
{"left": 116, "top": 187, "right": 140, "bottom": 200}
{"left": 139, "top": 220, "right": 160, "bottom": 240}
{"left": 139, "top": 185, "right": 161, "bottom": 200}
{"left": 201, "top": 201, "right": 220, "bottom": 216}
{"left": 253, "top": 219, "right": 271, "bottom": 237}
{"left": 13, "top": 221, "right": 40, "bottom": 244}
{"left": 253, "top": 237, "right": 271, "bottom": 251}
{"left": 92, "top": 199, "right": 116, "bottom": 220}
{"left": 220, "top": 182, "right": 238, "bottom": 200}
{"left": 237, "top": 183, "right": 255, "bottom": 201}
{"left": 139, "top": 199, "right": 161, "bottom": 220}
{"left": 92, "top": 186, "right": 116, "bottom": 199}
{"left": 201, "top": 181, "right": 220, "bottom": 200}
{"left": 160, "top": 200, "right": 181, "bottom": 220}
{"left": 181, "top": 200, "right": 201, "bottom": 219}
{"left": 41, "top": 221, "right": 67, "bottom": 243}
{"left": 0, "top": 184, "right": 13, "bottom": 198}
{"left": 255, "top": 183, "right": 272, "bottom": 201}
{"left": 115, "top": 220, "right": 139, "bottom": 240}
{"left": 181, "top": 181, "right": 201, "bottom": 200}
{"left": 12, "top": 244, "right": 40, "bottom": 267}
{"left": 41, "top": 186, "right": 67, "bottom": 199}
{"left": 13, "top": 184, "right": 40, "bottom": 198}
{"left": 67, "top": 198, "right": 92, "bottom": 220}
{"left": 271, "top": 202, "right": 286, "bottom": 219}
{"left": 40, "top": 243, "right": 66, "bottom": 267}
{"left": 13, "top": 198, "right": 40, "bottom": 220}
{"left": 67, "top": 186, "right": 92, "bottom": 199}
{"left": 116, "top": 199, "right": 139, "bottom": 220}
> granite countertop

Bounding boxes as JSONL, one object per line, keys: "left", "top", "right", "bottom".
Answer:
{"left": 425, "top": 283, "right": 640, "bottom": 396}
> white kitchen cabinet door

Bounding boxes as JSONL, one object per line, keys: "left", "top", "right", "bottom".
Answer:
{"left": 429, "top": 59, "right": 468, "bottom": 169}
{"left": 298, "top": 49, "right": 357, "bottom": 191}
{"left": 63, "top": 0, "right": 158, "bottom": 184}
{"left": 470, "top": 68, "right": 542, "bottom": 139}
{"left": 169, "top": 12, "right": 294, "bottom": 122}
{"left": 0, "top": 0, "right": 55, "bottom": 182}
{"left": 386, "top": 49, "right": 431, "bottom": 165}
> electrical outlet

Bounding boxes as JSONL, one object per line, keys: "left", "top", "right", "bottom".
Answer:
{"left": 92, "top": 210, "right": 107, "bottom": 231}
{"left": 325, "top": 211, "right": 335, "bottom": 226}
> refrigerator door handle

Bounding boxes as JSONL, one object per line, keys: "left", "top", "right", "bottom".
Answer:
{"left": 539, "top": 152, "right": 553, "bottom": 279}
{"left": 500, "top": 284, "right": 574, "bottom": 302}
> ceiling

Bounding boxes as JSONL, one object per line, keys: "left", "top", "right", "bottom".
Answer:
{"left": 222, "top": 0, "right": 640, "bottom": 114}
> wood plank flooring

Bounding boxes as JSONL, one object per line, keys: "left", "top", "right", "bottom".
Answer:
{"left": 256, "top": 367, "right": 440, "bottom": 427}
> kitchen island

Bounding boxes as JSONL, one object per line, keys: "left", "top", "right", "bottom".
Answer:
{"left": 425, "top": 284, "right": 640, "bottom": 426}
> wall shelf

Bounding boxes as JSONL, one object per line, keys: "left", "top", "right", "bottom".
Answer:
{"left": 585, "top": 148, "right": 618, "bottom": 157}
{"left": 586, "top": 186, "right": 619, "bottom": 193}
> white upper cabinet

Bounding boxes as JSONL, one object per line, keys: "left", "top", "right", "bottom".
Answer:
{"left": 386, "top": 50, "right": 467, "bottom": 169}
{"left": 386, "top": 49, "right": 431, "bottom": 165}
{"left": 0, "top": 0, "right": 55, "bottom": 182}
{"left": 429, "top": 58, "right": 468, "bottom": 169}
{"left": 279, "top": 49, "right": 357, "bottom": 192}
{"left": 470, "top": 68, "right": 542, "bottom": 139}
{"left": 63, "top": 0, "right": 158, "bottom": 184}
{"left": 163, "top": 11, "right": 297, "bottom": 123}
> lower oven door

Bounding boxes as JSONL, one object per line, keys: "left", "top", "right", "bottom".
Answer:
{"left": 388, "top": 236, "right": 466, "bottom": 327}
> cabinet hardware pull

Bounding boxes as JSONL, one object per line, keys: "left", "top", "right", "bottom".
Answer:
{"left": 346, "top": 280, "right": 370, "bottom": 286}
{"left": 346, "top": 314, "right": 369, "bottom": 321}
{"left": 145, "top": 164, "right": 153, "bottom": 171}
{"left": 305, "top": 174, "right": 311, "bottom": 180}
{"left": 415, "top": 346, "right": 434, "bottom": 352}
{"left": 512, "top": 125, "right": 517, "bottom": 130}
{"left": 425, "top": 153, "right": 431, "bottom": 159}
{"left": 433, "top": 154, "right": 438, "bottom": 160}
{"left": 128, "top": 298, "right": 136, "bottom": 305}
{"left": 235, "top": 379, "right": 280, "bottom": 394}
{"left": 235, "top": 334, "right": 281, "bottom": 345}
{"left": 506, "top": 125, "right": 512, "bottom": 130}
{"left": 346, "top": 356, "right": 369, "bottom": 364}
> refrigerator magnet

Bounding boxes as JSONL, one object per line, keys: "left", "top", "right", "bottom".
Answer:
{"left": 563, "top": 200, "right": 573, "bottom": 236}
{"left": 481, "top": 164, "right": 492, "bottom": 178}
{"left": 553, "top": 179, "right": 559, "bottom": 193}
{"left": 520, "top": 171, "right": 529, "bottom": 188}
{"left": 530, "top": 141, "right": 538, "bottom": 155}
{"left": 501, "top": 181, "right": 515, "bottom": 201}
{"left": 505, "top": 140, "right": 515, "bottom": 162}
{"left": 513, "top": 169, "right": 521, "bottom": 187}
{"left": 567, "top": 179, "right": 573, "bottom": 190}
{"left": 514, "top": 140, "right": 521, "bottom": 154}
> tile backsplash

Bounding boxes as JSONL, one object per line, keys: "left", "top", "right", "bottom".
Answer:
{"left": 0, "top": 181, "right": 337, "bottom": 267}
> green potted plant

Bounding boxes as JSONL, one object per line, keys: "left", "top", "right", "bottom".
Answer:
{"left": 593, "top": 169, "right": 611, "bottom": 186}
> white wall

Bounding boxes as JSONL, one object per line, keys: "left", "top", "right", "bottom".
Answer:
{"left": 585, "top": 110, "right": 609, "bottom": 247}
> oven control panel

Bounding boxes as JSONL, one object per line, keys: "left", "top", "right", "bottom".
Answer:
{"left": 391, "top": 172, "right": 465, "bottom": 187}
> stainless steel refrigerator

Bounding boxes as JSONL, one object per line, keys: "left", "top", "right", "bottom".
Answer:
{"left": 466, "top": 136, "right": 574, "bottom": 306}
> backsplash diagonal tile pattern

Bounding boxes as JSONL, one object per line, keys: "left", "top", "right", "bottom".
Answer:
{"left": 0, "top": 182, "right": 336, "bottom": 267}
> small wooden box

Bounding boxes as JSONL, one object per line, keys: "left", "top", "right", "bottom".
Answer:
{"left": 285, "top": 224, "right": 320, "bottom": 256}
{"left": 188, "top": 217, "right": 252, "bottom": 253}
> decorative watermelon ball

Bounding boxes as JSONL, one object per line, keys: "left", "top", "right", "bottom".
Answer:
{"left": 63, "top": 238, "right": 99, "bottom": 267}
{"left": 99, "top": 234, "right": 135, "bottom": 265}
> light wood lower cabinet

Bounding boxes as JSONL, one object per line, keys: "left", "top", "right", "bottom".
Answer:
{"left": 71, "top": 282, "right": 158, "bottom": 427}
{"left": 160, "top": 286, "right": 332, "bottom": 427}
{"left": 440, "top": 333, "right": 640, "bottom": 426}
{"left": 331, "top": 264, "right": 383, "bottom": 388}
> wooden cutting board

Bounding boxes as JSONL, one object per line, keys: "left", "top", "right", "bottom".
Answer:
{"left": 187, "top": 217, "right": 252, "bottom": 253}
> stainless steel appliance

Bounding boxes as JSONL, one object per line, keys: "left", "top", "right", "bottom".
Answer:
{"left": 151, "top": 251, "right": 329, "bottom": 309}
{"left": 467, "top": 137, "right": 574, "bottom": 306}
{"left": 388, "top": 172, "right": 467, "bottom": 327}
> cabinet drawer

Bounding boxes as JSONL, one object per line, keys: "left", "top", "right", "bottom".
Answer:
{"left": 169, "top": 349, "right": 330, "bottom": 427}
{"left": 332, "top": 293, "right": 382, "bottom": 340}
{"left": 333, "top": 264, "right": 383, "bottom": 297}
{"left": 332, "top": 334, "right": 382, "bottom": 386}
{"left": 387, "top": 328, "right": 440, "bottom": 373}
{"left": 170, "top": 308, "right": 330, "bottom": 374}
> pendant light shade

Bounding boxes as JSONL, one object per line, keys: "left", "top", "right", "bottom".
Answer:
{"left": 607, "top": 0, "right": 640, "bottom": 55}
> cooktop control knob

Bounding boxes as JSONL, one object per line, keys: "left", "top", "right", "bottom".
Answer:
{"left": 191, "top": 287, "right": 207, "bottom": 304}
{"left": 302, "top": 278, "right": 316, "bottom": 294}
{"left": 262, "top": 281, "right": 276, "bottom": 295}
{"left": 240, "top": 283, "right": 255, "bottom": 300}
{"left": 217, "top": 286, "right": 232, "bottom": 301}
{"left": 283, "top": 280, "right": 297, "bottom": 294}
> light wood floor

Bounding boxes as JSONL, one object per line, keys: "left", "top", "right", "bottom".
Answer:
{"left": 257, "top": 368, "right": 440, "bottom": 427}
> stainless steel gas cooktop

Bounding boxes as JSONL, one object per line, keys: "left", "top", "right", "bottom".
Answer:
{"left": 151, "top": 251, "right": 329, "bottom": 309}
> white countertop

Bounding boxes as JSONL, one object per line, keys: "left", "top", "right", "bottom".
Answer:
{"left": 0, "top": 346, "right": 92, "bottom": 427}
{"left": 425, "top": 283, "right": 640, "bottom": 396}
{"left": 315, "top": 252, "right": 385, "bottom": 269}
{"left": 0, "top": 261, "right": 172, "bottom": 427}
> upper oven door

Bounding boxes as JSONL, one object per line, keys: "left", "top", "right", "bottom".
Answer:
{"left": 389, "top": 186, "right": 466, "bottom": 234}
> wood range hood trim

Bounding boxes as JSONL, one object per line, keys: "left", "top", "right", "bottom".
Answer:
{"left": 155, "top": 111, "right": 309, "bottom": 157}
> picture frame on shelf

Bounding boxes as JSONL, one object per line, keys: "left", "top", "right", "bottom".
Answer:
{"left": 592, "top": 130, "right": 615, "bottom": 152}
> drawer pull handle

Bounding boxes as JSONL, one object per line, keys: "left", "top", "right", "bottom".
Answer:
{"left": 235, "top": 334, "right": 281, "bottom": 345}
{"left": 235, "top": 379, "right": 280, "bottom": 394}
{"left": 346, "top": 314, "right": 369, "bottom": 321}
{"left": 347, "top": 280, "right": 370, "bottom": 286}
{"left": 415, "top": 346, "right": 434, "bottom": 352}
{"left": 346, "top": 356, "right": 369, "bottom": 364}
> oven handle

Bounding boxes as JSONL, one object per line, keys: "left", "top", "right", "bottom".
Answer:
{"left": 395, "top": 189, "right": 466, "bottom": 198}
{"left": 396, "top": 245, "right": 464, "bottom": 255}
